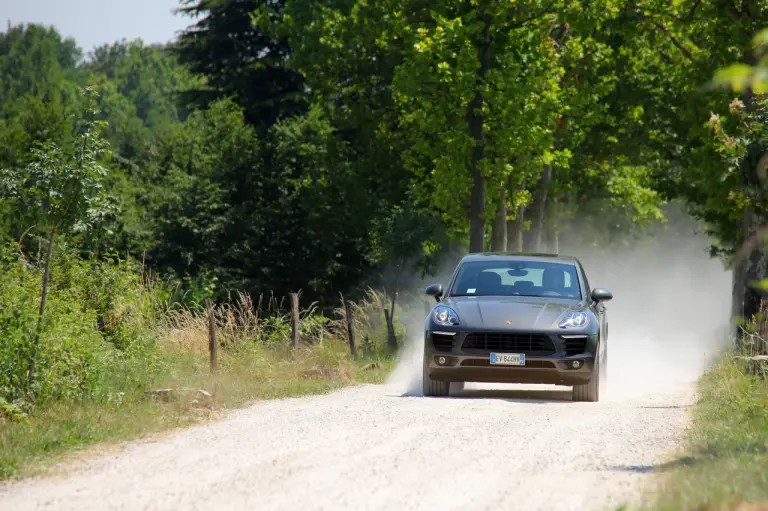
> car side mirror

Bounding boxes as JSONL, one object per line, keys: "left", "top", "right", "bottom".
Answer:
{"left": 425, "top": 284, "right": 443, "bottom": 302}
{"left": 591, "top": 288, "right": 613, "bottom": 302}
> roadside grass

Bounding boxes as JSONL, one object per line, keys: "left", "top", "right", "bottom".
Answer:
{"left": 0, "top": 251, "right": 403, "bottom": 482}
{"left": 0, "top": 340, "right": 395, "bottom": 481}
{"left": 640, "top": 354, "right": 768, "bottom": 511}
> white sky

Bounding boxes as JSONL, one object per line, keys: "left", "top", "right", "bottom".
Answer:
{"left": 1, "top": 0, "right": 193, "bottom": 54}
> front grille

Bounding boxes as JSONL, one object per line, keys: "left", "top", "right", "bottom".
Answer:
{"left": 462, "top": 332, "right": 555, "bottom": 354}
{"left": 432, "top": 334, "right": 454, "bottom": 352}
{"left": 563, "top": 338, "right": 587, "bottom": 355}
{"left": 460, "top": 359, "right": 555, "bottom": 369}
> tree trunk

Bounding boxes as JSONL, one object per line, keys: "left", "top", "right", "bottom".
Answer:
{"left": 545, "top": 198, "right": 560, "bottom": 254}
{"left": 29, "top": 225, "right": 57, "bottom": 384}
{"left": 506, "top": 178, "right": 525, "bottom": 252}
{"left": 491, "top": 186, "right": 508, "bottom": 251}
{"left": 386, "top": 279, "right": 398, "bottom": 350}
{"left": 742, "top": 206, "right": 767, "bottom": 329}
{"left": 529, "top": 163, "right": 552, "bottom": 252}
{"left": 467, "top": 12, "right": 491, "bottom": 253}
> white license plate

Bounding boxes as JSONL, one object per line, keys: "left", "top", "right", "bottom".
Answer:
{"left": 490, "top": 353, "right": 525, "bottom": 365}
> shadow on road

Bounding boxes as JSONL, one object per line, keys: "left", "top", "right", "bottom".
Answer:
{"left": 639, "top": 405, "right": 693, "bottom": 409}
{"left": 451, "top": 388, "right": 573, "bottom": 403}
{"left": 395, "top": 387, "right": 574, "bottom": 403}
{"left": 611, "top": 456, "right": 697, "bottom": 473}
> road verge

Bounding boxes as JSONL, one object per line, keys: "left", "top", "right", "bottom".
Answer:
{"left": 638, "top": 354, "right": 768, "bottom": 510}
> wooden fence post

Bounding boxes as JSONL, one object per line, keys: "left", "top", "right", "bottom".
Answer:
{"left": 384, "top": 309, "right": 397, "bottom": 349}
{"left": 206, "top": 299, "right": 217, "bottom": 373}
{"left": 344, "top": 300, "right": 358, "bottom": 360}
{"left": 290, "top": 292, "right": 300, "bottom": 350}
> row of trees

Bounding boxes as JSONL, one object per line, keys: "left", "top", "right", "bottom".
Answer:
{"left": 1, "top": 1, "right": 766, "bottom": 320}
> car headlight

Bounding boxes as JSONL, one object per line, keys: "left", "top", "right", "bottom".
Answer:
{"left": 559, "top": 311, "right": 589, "bottom": 329}
{"left": 432, "top": 305, "right": 459, "bottom": 326}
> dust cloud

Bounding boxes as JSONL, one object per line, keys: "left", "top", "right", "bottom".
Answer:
{"left": 386, "top": 213, "right": 733, "bottom": 399}
{"left": 385, "top": 318, "right": 426, "bottom": 396}
{"left": 570, "top": 229, "right": 732, "bottom": 399}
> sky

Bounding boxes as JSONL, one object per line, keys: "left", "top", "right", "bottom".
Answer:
{"left": 2, "top": 0, "right": 193, "bottom": 54}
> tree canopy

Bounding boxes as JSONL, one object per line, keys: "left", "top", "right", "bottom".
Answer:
{"left": 1, "top": 0, "right": 767, "bottom": 312}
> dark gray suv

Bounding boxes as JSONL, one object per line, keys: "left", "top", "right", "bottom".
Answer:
{"left": 423, "top": 253, "right": 613, "bottom": 402}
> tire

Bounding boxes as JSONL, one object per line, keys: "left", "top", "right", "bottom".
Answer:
{"left": 449, "top": 381, "right": 465, "bottom": 395}
{"left": 573, "top": 351, "right": 600, "bottom": 402}
{"left": 423, "top": 360, "right": 449, "bottom": 397}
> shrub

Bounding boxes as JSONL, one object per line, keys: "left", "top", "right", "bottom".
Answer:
{"left": 0, "top": 244, "right": 162, "bottom": 409}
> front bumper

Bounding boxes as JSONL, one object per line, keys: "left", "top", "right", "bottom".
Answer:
{"left": 424, "top": 331, "right": 598, "bottom": 386}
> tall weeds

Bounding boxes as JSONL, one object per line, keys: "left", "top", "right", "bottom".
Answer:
{"left": 1, "top": 244, "right": 402, "bottom": 417}
{"left": 0, "top": 246, "right": 399, "bottom": 479}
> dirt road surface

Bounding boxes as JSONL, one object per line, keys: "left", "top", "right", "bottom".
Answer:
{"left": 1, "top": 378, "right": 693, "bottom": 511}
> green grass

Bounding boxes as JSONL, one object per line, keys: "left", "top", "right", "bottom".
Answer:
{"left": 641, "top": 355, "right": 768, "bottom": 511}
{"left": 0, "top": 342, "right": 394, "bottom": 481}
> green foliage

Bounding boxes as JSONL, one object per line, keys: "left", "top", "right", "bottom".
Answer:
{"left": 86, "top": 40, "right": 196, "bottom": 129}
{"left": 586, "top": 1, "right": 768, "bottom": 256}
{"left": 147, "top": 98, "right": 260, "bottom": 281}
{"left": 0, "top": 24, "right": 84, "bottom": 170}
{"left": 0, "top": 24, "right": 81, "bottom": 103}
{"left": 174, "top": 0, "right": 307, "bottom": 131}
{"left": 0, "top": 86, "right": 113, "bottom": 244}
{"left": 715, "top": 28, "right": 768, "bottom": 94}
{"left": 392, "top": 1, "right": 567, "bottom": 224}
{"left": 4, "top": 5, "right": 768, "bottom": 304}
{"left": 0, "top": 244, "right": 161, "bottom": 407}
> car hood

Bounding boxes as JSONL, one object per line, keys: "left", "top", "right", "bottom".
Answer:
{"left": 441, "top": 295, "right": 585, "bottom": 331}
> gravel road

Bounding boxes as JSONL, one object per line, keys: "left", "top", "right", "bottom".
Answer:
{"left": 1, "top": 375, "right": 694, "bottom": 511}
{"left": 2, "top": 216, "right": 731, "bottom": 511}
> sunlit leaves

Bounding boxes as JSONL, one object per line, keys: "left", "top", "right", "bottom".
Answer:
{"left": 0, "top": 87, "right": 113, "bottom": 240}
{"left": 714, "top": 64, "right": 767, "bottom": 94}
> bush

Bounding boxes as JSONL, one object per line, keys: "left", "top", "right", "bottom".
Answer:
{"left": 0, "top": 244, "right": 162, "bottom": 409}
{"left": 1, "top": 243, "right": 401, "bottom": 413}
{"left": 0, "top": 241, "right": 399, "bottom": 479}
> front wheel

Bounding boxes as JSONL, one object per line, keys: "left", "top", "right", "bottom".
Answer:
{"left": 573, "top": 352, "right": 601, "bottom": 402}
{"left": 423, "top": 360, "right": 449, "bottom": 397}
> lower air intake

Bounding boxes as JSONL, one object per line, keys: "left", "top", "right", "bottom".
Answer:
{"left": 563, "top": 338, "right": 587, "bottom": 356}
{"left": 462, "top": 333, "right": 555, "bottom": 355}
{"left": 432, "top": 334, "right": 454, "bottom": 352}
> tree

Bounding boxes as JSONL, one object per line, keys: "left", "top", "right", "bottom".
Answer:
{"left": 592, "top": 1, "right": 768, "bottom": 327}
{"left": 85, "top": 40, "right": 197, "bottom": 130}
{"left": 0, "top": 86, "right": 112, "bottom": 382}
{"left": 268, "top": 0, "right": 623, "bottom": 255}
{"left": 174, "top": 0, "right": 306, "bottom": 132}
{"left": 0, "top": 23, "right": 85, "bottom": 170}
{"left": 146, "top": 98, "right": 260, "bottom": 286}
{"left": 391, "top": 2, "right": 573, "bottom": 253}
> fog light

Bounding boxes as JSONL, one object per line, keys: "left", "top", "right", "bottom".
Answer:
{"left": 572, "top": 360, "right": 581, "bottom": 369}
{"left": 438, "top": 356, "right": 447, "bottom": 365}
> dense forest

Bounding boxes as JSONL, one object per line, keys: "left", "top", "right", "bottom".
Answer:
{"left": 1, "top": 1, "right": 768, "bottom": 408}
{"left": 1, "top": 0, "right": 767, "bottom": 304}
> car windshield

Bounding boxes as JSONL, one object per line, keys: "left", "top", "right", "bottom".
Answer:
{"left": 450, "top": 260, "right": 582, "bottom": 299}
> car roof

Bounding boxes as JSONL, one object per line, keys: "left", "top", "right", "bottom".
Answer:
{"left": 459, "top": 252, "right": 580, "bottom": 265}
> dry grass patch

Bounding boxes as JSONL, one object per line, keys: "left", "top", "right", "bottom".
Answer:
{"left": 0, "top": 337, "right": 394, "bottom": 481}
